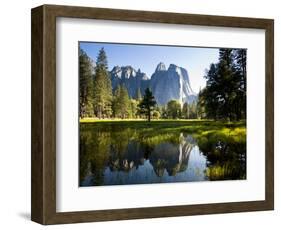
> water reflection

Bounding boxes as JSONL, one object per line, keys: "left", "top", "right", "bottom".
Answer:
{"left": 80, "top": 124, "right": 246, "bottom": 186}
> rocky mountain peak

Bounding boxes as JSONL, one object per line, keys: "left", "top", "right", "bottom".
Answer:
{"left": 151, "top": 63, "right": 196, "bottom": 105}
{"left": 168, "top": 63, "right": 178, "bottom": 71}
{"left": 168, "top": 64, "right": 182, "bottom": 76}
{"left": 111, "top": 66, "right": 122, "bottom": 78}
{"left": 122, "top": 66, "right": 136, "bottom": 78}
{"left": 155, "top": 62, "right": 166, "bottom": 72}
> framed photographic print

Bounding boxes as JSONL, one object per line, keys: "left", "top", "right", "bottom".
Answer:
{"left": 31, "top": 4, "right": 274, "bottom": 225}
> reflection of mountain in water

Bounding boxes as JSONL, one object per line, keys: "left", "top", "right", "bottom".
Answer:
{"left": 107, "top": 133, "right": 195, "bottom": 177}
{"left": 150, "top": 134, "right": 195, "bottom": 177}
{"left": 80, "top": 124, "right": 246, "bottom": 186}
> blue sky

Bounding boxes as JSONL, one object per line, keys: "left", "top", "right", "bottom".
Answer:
{"left": 79, "top": 42, "right": 219, "bottom": 93}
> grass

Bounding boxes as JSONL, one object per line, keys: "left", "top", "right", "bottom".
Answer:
{"left": 80, "top": 119, "right": 246, "bottom": 149}
{"left": 206, "top": 163, "right": 246, "bottom": 180}
{"left": 80, "top": 118, "right": 246, "bottom": 137}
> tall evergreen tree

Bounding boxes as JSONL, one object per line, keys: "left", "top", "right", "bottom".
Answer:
{"left": 112, "top": 85, "right": 121, "bottom": 118}
{"left": 234, "top": 49, "right": 246, "bottom": 88}
{"left": 201, "top": 63, "right": 221, "bottom": 119}
{"left": 119, "top": 85, "right": 130, "bottom": 119}
{"left": 93, "top": 48, "right": 112, "bottom": 118}
{"left": 233, "top": 49, "right": 247, "bottom": 118}
{"left": 79, "top": 48, "right": 94, "bottom": 118}
{"left": 199, "top": 48, "right": 246, "bottom": 120}
{"left": 217, "top": 51, "right": 236, "bottom": 119}
{"left": 219, "top": 48, "right": 234, "bottom": 66}
{"left": 112, "top": 85, "right": 130, "bottom": 119}
{"left": 96, "top": 47, "right": 108, "bottom": 68}
{"left": 138, "top": 88, "right": 156, "bottom": 122}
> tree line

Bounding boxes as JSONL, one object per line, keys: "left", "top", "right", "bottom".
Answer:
{"left": 198, "top": 48, "right": 246, "bottom": 121}
{"left": 80, "top": 47, "right": 112, "bottom": 118}
{"left": 80, "top": 47, "right": 144, "bottom": 119}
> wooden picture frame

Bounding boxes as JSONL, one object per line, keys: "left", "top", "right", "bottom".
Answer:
{"left": 31, "top": 4, "right": 274, "bottom": 225}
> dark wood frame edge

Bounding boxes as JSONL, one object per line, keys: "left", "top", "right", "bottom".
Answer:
{"left": 31, "top": 4, "right": 274, "bottom": 225}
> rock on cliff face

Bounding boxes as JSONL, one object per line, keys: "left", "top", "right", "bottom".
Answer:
{"left": 151, "top": 63, "right": 197, "bottom": 105}
{"left": 110, "top": 66, "right": 149, "bottom": 98}
{"left": 110, "top": 62, "right": 197, "bottom": 104}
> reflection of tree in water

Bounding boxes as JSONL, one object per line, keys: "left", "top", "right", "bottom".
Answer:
{"left": 79, "top": 126, "right": 111, "bottom": 186}
{"left": 80, "top": 124, "right": 246, "bottom": 186}
{"left": 197, "top": 134, "right": 246, "bottom": 180}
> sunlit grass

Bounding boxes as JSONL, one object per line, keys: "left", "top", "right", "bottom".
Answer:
{"left": 206, "top": 163, "right": 246, "bottom": 180}
{"left": 139, "top": 133, "right": 180, "bottom": 146}
{"left": 80, "top": 119, "right": 246, "bottom": 145}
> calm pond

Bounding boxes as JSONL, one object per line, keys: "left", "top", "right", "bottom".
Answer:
{"left": 79, "top": 121, "right": 246, "bottom": 186}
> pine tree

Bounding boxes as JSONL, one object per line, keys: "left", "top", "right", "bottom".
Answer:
{"left": 93, "top": 48, "right": 112, "bottom": 118}
{"left": 234, "top": 49, "right": 246, "bottom": 89}
{"left": 119, "top": 85, "right": 130, "bottom": 119}
{"left": 112, "top": 85, "right": 121, "bottom": 117}
{"left": 79, "top": 48, "right": 94, "bottom": 118}
{"left": 96, "top": 47, "right": 108, "bottom": 68}
{"left": 201, "top": 63, "right": 220, "bottom": 119}
{"left": 93, "top": 67, "right": 106, "bottom": 118}
{"left": 112, "top": 85, "right": 130, "bottom": 119}
{"left": 219, "top": 48, "right": 234, "bottom": 67}
{"left": 138, "top": 88, "right": 156, "bottom": 122}
{"left": 233, "top": 49, "right": 247, "bottom": 119}
{"left": 199, "top": 48, "right": 246, "bottom": 121}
